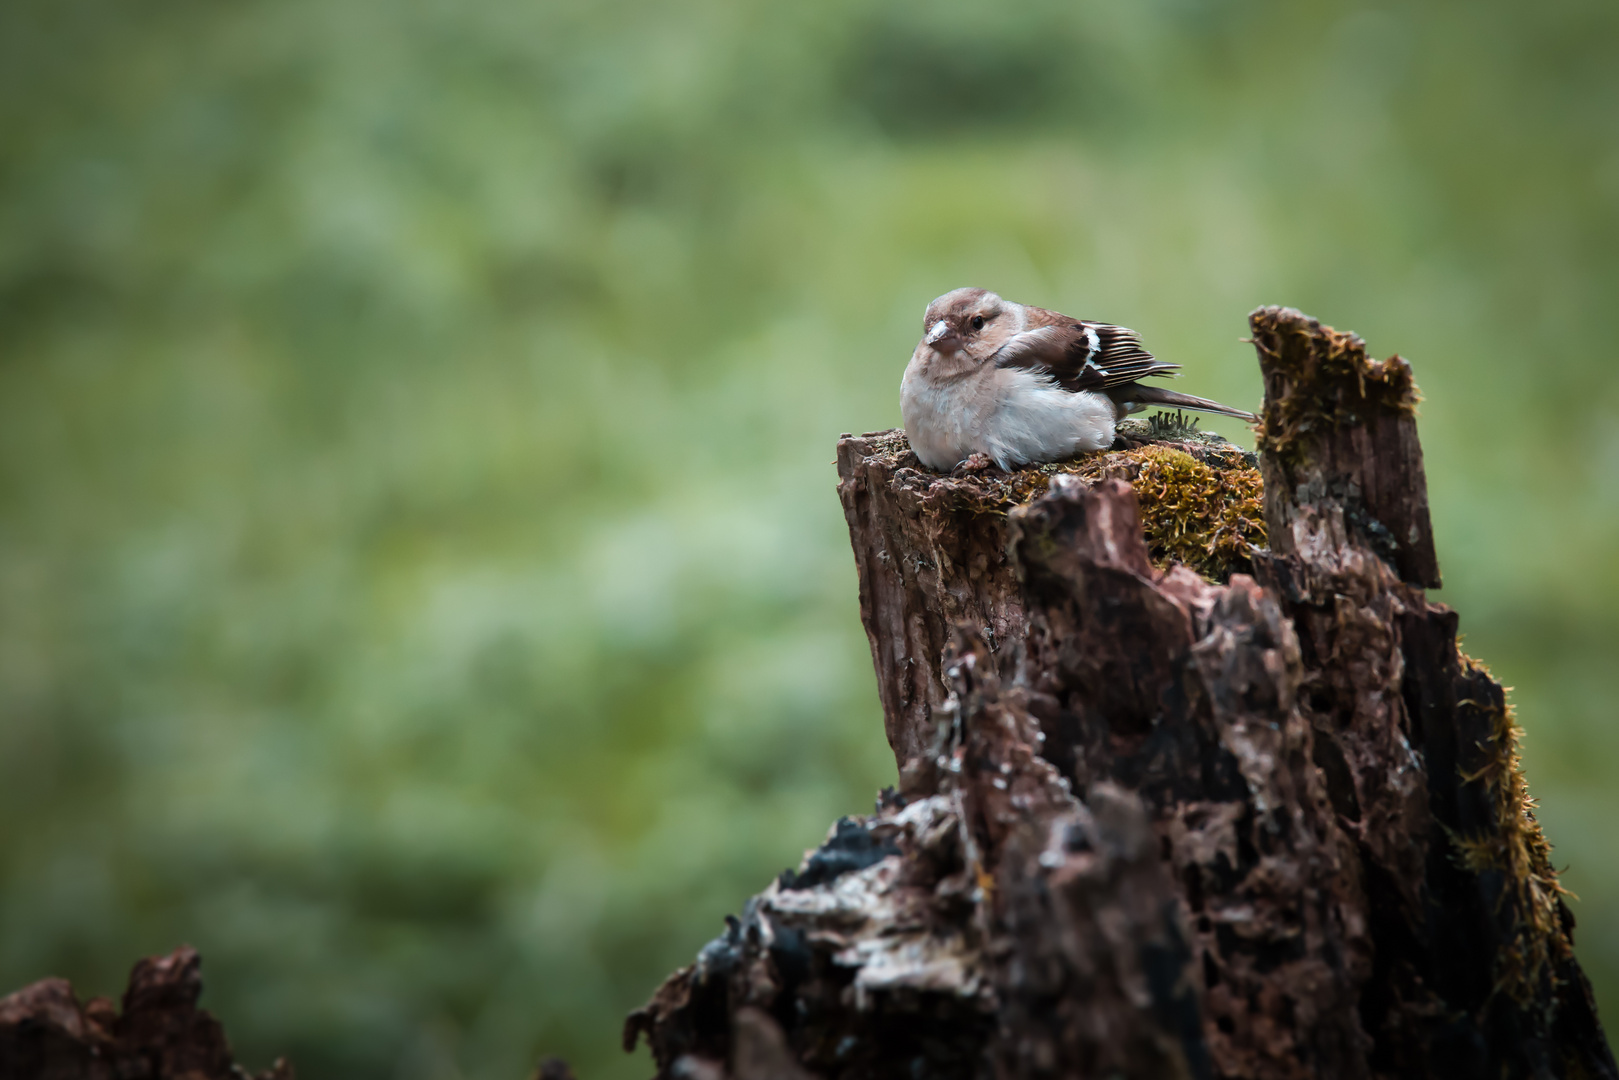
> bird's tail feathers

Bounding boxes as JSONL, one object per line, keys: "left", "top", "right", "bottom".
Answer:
{"left": 1118, "top": 385, "right": 1259, "bottom": 424}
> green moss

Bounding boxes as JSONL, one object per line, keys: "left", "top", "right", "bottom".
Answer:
{"left": 1123, "top": 410, "right": 1248, "bottom": 454}
{"left": 1075, "top": 445, "right": 1266, "bottom": 581}
{"left": 1447, "top": 656, "right": 1574, "bottom": 1012}
{"left": 1250, "top": 307, "right": 1422, "bottom": 469}
{"left": 891, "top": 420, "right": 1266, "bottom": 582}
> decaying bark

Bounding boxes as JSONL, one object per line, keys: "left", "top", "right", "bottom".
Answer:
{"left": 0, "top": 946, "right": 291, "bottom": 1080}
{"left": 628, "top": 307, "right": 1615, "bottom": 1078}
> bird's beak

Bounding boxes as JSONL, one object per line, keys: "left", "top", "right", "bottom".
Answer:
{"left": 925, "top": 320, "right": 960, "bottom": 350}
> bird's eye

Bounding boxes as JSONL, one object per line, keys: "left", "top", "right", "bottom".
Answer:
{"left": 970, "top": 315, "right": 985, "bottom": 331}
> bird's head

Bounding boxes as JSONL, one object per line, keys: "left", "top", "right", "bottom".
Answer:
{"left": 919, "top": 287, "right": 1012, "bottom": 360}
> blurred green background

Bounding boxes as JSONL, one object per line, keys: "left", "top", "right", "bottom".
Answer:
{"left": 1, "top": 0, "right": 1616, "bottom": 1076}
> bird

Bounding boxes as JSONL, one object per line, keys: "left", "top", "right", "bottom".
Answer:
{"left": 900, "top": 287, "right": 1258, "bottom": 472}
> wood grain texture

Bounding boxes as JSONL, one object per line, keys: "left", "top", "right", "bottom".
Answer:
{"left": 1251, "top": 306, "right": 1440, "bottom": 589}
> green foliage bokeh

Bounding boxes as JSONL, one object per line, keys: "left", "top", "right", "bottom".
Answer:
{"left": 1, "top": 1, "right": 1617, "bottom": 1076}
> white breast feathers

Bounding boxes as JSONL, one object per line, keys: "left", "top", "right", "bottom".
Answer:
{"left": 901, "top": 365, "right": 1117, "bottom": 471}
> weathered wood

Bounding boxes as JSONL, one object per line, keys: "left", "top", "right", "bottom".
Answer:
{"left": 0, "top": 946, "right": 291, "bottom": 1080}
{"left": 834, "top": 429, "right": 1030, "bottom": 768}
{"left": 835, "top": 428, "right": 1261, "bottom": 771}
{"left": 1011, "top": 479, "right": 1369, "bottom": 1078}
{"left": 624, "top": 605, "right": 1205, "bottom": 1079}
{"left": 1251, "top": 306, "right": 1440, "bottom": 589}
{"left": 1248, "top": 307, "right": 1603, "bottom": 1076}
{"left": 630, "top": 308, "right": 1613, "bottom": 1079}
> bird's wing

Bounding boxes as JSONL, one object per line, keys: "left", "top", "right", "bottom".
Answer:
{"left": 992, "top": 319, "right": 1179, "bottom": 393}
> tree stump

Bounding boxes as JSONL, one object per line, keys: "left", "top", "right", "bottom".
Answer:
{"left": 626, "top": 307, "right": 1615, "bottom": 1079}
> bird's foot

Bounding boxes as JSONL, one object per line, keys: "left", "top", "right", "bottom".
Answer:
{"left": 953, "top": 452, "right": 996, "bottom": 475}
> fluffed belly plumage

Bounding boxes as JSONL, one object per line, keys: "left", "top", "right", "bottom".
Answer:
{"left": 901, "top": 366, "right": 1117, "bottom": 471}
